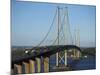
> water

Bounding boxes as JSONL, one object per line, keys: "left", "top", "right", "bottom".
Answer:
{"left": 49, "top": 55, "right": 96, "bottom": 71}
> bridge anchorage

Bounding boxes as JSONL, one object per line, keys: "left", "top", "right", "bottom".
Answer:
{"left": 11, "top": 6, "right": 81, "bottom": 74}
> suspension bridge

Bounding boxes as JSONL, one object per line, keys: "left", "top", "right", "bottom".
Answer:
{"left": 11, "top": 6, "right": 81, "bottom": 74}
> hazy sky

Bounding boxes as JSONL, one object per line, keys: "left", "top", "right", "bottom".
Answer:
{"left": 11, "top": 0, "right": 96, "bottom": 47}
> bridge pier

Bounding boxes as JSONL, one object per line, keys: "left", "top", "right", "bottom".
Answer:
{"left": 14, "top": 64, "right": 22, "bottom": 74}
{"left": 29, "top": 60, "right": 36, "bottom": 73}
{"left": 36, "top": 57, "right": 41, "bottom": 73}
{"left": 43, "top": 57, "right": 49, "bottom": 72}
{"left": 73, "top": 49, "right": 76, "bottom": 58}
{"left": 76, "top": 51, "right": 81, "bottom": 58}
{"left": 64, "top": 50, "right": 67, "bottom": 66}
{"left": 56, "top": 52, "right": 59, "bottom": 66}
{"left": 22, "top": 62, "right": 30, "bottom": 74}
{"left": 73, "top": 49, "right": 81, "bottom": 59}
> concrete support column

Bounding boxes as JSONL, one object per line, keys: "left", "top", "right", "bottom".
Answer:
{"left": 14, "top": 64, "right": 22, "bottom": 74}
{"left": 22, "top": 62, "right": 30, "bottom": 74}
{"left": 43, "top": 57, "right": 49, "bottom": 72}
{"left": 36, "top": 58, "right": 41, "bottom": 73}
{"left": 73, "top": 49, "right": 76, "bottom": 58}
{"left": 56, "top": 52, "right": 59, "bottom": 66}
{"left": 29, "top": 60, "right": 36, "bottom": 73}
{"left": 65, "top": 50, "right": 67, "bottom": 66}
{"left": 77, "top": 51, "right": 81, "bottom": 58}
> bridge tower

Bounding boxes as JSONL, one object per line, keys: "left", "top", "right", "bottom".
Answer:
{"left": 56, "top": 7, "right": 70, "bottom": 68}
{"left": 74, "top": 27, "right": 81, "bottom": 59}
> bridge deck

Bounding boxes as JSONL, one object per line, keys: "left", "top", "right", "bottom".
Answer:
{"left": 12, "top": 45, "right": 81, "bottom": 68}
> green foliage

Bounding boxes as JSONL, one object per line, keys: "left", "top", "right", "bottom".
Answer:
{"left": 81, "top": 47, "right": 96, "bottom": 56}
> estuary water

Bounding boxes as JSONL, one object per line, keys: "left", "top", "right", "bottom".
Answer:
{"left": 49, "top": 55, "right": 96, "bottom": 71}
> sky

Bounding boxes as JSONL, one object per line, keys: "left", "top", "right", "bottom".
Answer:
{"left": 11, "top": 0, "right": 96, "bottom": 47}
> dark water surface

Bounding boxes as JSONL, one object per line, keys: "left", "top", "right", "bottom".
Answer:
{"left": 49, "top": 55, "right": 96, "bottom": 71}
